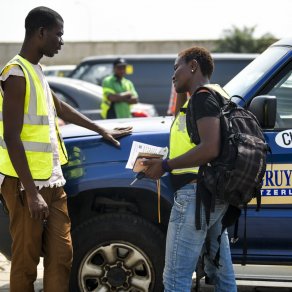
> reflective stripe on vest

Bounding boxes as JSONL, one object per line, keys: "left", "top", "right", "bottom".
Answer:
{"left": 0, "top": 55, "right": 68, "bottom": 179}
{"left": 0, "top": 112, "right": 49, "bottom": 125}
{"left": 0, "top": 138, "right": 52, "bottom": 152}
{"left": 169, "top": 100, "right": 199, "bottom": 175}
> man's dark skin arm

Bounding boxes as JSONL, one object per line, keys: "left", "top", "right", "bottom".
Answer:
{"left": 107, "top": 91, "right": 138, "bottom": 105}
{"left": 52, "top": 91, "right": 132, "bottom": 147}
{"left": 142, "top": 116, "right": 220, "bottom": 179}
{"left": 3, "top": 76, "right": 49, "bottom": 220}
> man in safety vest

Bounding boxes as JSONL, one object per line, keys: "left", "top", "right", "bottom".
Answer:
{"left": 0, "top": 7, "right": 131, "bottom": 292}
{"left": 101, "top": 58, "right": 138, "bottom": 119}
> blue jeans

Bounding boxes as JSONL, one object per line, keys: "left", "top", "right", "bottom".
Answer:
{"left": 163, "top": 183, "right": 237, "bottom": 292}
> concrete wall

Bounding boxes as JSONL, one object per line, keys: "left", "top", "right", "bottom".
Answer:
{"left": 0, "top": 40, "right": 216, "bottom": 67}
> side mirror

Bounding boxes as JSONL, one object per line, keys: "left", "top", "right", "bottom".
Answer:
{"left": 248, "top": 95, "right": 276, "bottom": 128}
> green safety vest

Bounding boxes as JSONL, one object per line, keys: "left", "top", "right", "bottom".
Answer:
{"left": 101, "top": 75, "right": 135, "bottom": 119}
{"left": 0, "top": 55, "right": 68, "bottom": 180}
{"left": 169, "top": 99, "right": 199, "bottom": 175}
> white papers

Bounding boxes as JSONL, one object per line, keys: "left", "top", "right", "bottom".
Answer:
{"left": 126, "top": 141, "right": 168, "bottom": 169}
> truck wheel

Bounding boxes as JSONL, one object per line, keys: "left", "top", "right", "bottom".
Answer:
{"left": 69, "top": 213, "right": 165, "bottom": 292}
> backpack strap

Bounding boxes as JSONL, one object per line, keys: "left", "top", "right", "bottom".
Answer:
{"left": 230, "top": 94, "right": 248, "bottom": 108}
{"left": 213, "top": 205, "right": 241, "bottom": 268}
{"left": 194, "top": 255, "right": 206, "bottom": 292}
{"left": 196, "top": 166, "right": 215, "bottom": 230}
{"left": 242, "top": 205, "right": 248, "bottom": 266}
{"left": 195, "top": 189, "right": 202, "bottom": 230}
{"left": 255, "top": 188, "right": 261, "bottom": 211}
{"left": 195, "top": 236, "right": 212, "bottom": 290}
{"left": 194, "top": 85, "right": 228, "bottom": 108}
{"left": 230, "top": 218, "right": 239, "bottom": 244}
{"left": 213, "top": 225, "right": 225, "bottom": 268}
{"left": 195, "top": 168, "right": 204, "bottom": 230}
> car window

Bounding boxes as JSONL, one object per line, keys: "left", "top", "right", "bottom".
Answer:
{"left": 70, "top": 64, "right": 89, "bottom": 79}
{"left": 44, "top": 70, "right": 55, "bottom": 76}
{"left": 53, "top": 90, "right": 78, "bottom": 109}
{"left": 268, "top": 70, "right": 292, "bottom": 129}
{"left": 79, "top": 63, "right": 112, "bottom": 85}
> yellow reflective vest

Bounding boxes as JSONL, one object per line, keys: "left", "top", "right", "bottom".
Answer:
{"left": 169, "top": 99, "right": 199, "bottom": 175}
{"left": 169, "top": 84, "right": 229, "bottom": 175}
{"left": 0, "top": 55, "right": 68, "bottom": 180}
{"left": 101, "top": 87, "right": 114, "bottom": 119}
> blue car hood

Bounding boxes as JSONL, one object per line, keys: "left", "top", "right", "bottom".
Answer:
{"left": 61, "top": 116, "right": 173, "bottom": 139}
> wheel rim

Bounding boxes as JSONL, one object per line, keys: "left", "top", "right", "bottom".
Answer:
{"left": 78, "top": 242, "right": 154, "bottom": 291}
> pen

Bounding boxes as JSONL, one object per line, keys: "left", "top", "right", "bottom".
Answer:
{"left": 130, "top": 172, "right": 145, "bottom": 186}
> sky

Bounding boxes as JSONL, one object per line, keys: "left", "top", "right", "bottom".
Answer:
{"left": 1, "top": 0, "right": 292, "bottom": 42}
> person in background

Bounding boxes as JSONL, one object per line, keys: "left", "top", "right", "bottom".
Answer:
{"left": 0, "top": 6, "right": 131, "bottom": 292}
{"left": 101, "top": 58, "right": 138, "bottom": 119}
{"left": 141, "top": 47, "right": 237, "bottom": 292}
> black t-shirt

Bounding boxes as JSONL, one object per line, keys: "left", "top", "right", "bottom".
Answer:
{"left": 170, "top": 91, "right": 221, "bottom": 191}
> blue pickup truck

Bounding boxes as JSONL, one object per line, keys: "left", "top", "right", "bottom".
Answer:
{"left": 1, "top": 38, "right": 292, "bottom": 291}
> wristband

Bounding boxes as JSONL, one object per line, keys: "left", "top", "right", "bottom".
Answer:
{"left": 162, "top": 159, "right": 172, "bottom": 173}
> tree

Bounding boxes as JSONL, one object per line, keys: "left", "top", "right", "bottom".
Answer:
{"left": 214, "top": 25, "right": 277, "bottom": 53}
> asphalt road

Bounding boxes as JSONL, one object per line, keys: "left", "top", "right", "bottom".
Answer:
{"left": 1, "top": 253, "right": 292, "bottom": 291}
{"left": 193, "top": 281, "right": 292, "bottom": 292}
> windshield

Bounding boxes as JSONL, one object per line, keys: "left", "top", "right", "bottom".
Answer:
{"left": 224, "top": 46, "right": 290, "bottom": 97}
{"left": 70, "top": 64, "right": 90, "bottom": 79}
{"left": 70, "top": 63, "right": 113, "bottom": 85}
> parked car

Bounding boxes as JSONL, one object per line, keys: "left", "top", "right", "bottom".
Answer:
{"left": 1, "top": 39, "right": 292, "bottom": 291}
{"left": 43, "top": 65, "right": 76, "bottom": 77}
{"left": 47, "top": 76, "right": 158, "bottom": 120}
{"left": 68, "top": 53, "right": 257, "bottom": 115}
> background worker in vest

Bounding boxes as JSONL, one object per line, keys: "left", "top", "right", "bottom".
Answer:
{"left": 0, "top": 7, "right": 132, "bottom": 292}
{"left": 141, "top": 47, "right": 236, "bottom": 292}
{"left": 101, "top": 58, "right": 138, "bottom": 119}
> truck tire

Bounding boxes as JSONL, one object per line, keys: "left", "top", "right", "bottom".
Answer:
{"left": 69, "top": 213, "right": 165, "bottom": 292}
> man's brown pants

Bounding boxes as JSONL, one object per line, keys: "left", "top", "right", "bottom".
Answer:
{"left": 1, "top": 177, "right": 73, "bottom": 292}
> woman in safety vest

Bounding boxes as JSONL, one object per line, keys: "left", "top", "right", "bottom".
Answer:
{"left": 141, "top": 47, "right": 237, "bottom": 292}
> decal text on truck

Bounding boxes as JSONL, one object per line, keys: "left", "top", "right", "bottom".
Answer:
{"left": 250, "top": 164, "right": 292, "bottom": 205}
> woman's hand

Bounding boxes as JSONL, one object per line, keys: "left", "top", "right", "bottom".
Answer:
{"left": 142, "top": 158, "right": 165, "bottom": 180}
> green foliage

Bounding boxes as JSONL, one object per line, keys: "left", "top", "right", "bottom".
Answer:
{"left": 214, "top": 25, "right": 277, "bottom": 53}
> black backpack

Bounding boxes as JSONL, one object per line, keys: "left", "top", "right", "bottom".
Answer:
{"left": 186, "top": 85, "right": 269, "bottom": 266}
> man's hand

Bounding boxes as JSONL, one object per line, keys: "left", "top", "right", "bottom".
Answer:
{"left": 100, "top": 127, "right": 133, "bottom": 147}
{"left": 26, "top": 193, "right": 49, "bottom": 220}
{"left": 142, "top": 158, "right": 165, "bottom": 180}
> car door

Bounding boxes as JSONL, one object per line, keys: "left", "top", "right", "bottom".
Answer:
{"left": 231, "top": 62, "right": 292, "bottom": 264}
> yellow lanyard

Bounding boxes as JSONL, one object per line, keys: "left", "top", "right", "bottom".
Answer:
{"left": 156, "top": 179, "right": 161, "bottom": 223}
